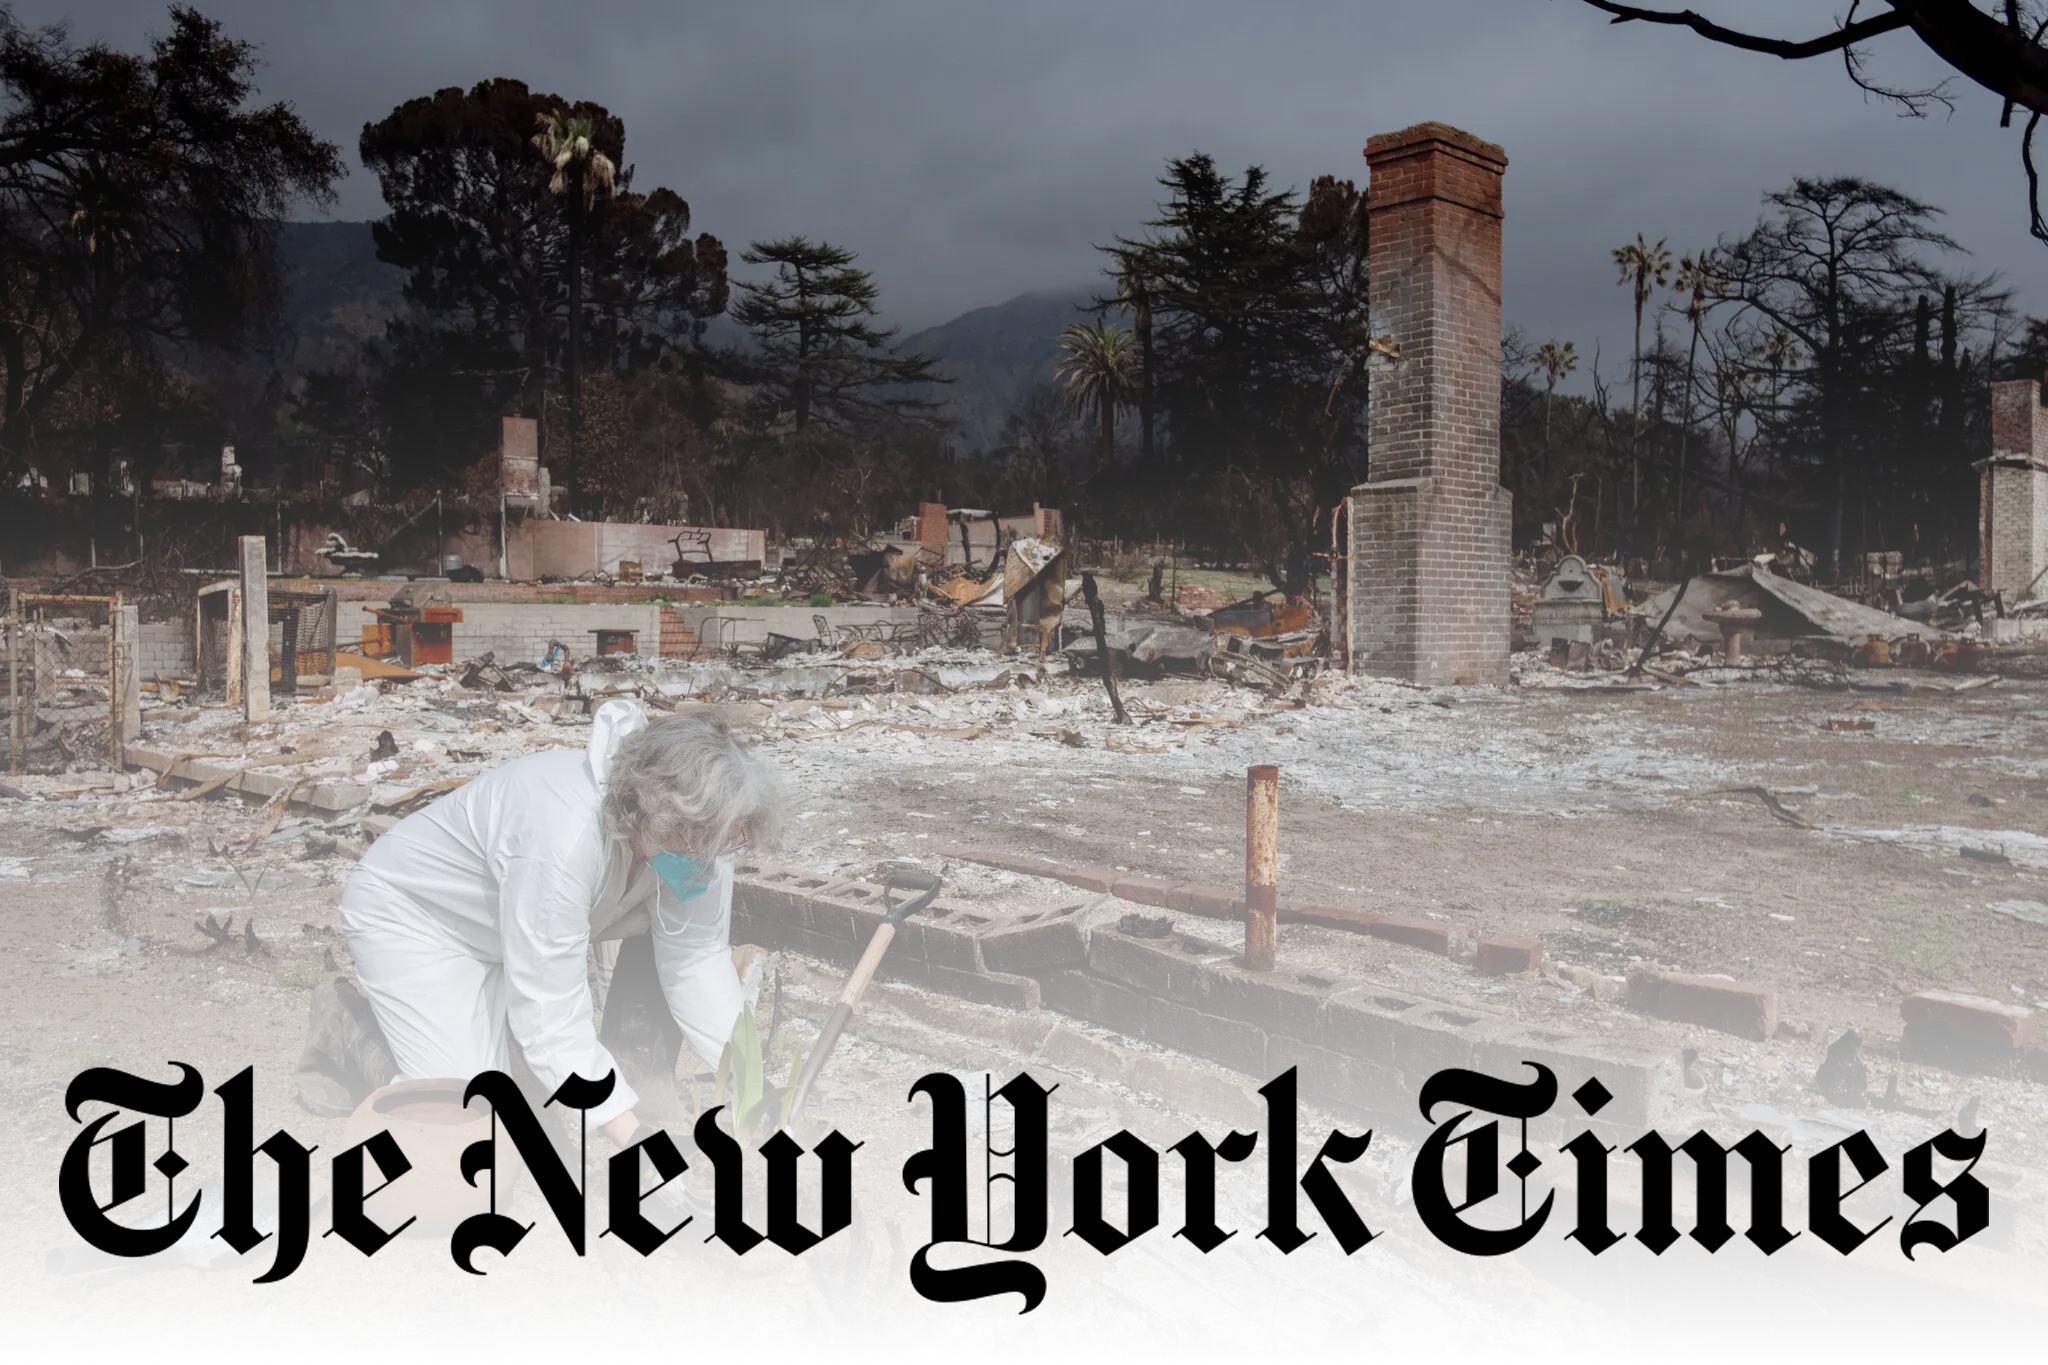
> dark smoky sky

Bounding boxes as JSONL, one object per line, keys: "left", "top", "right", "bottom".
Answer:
{"left": 23, "top": 1, "right": 2048, "bottom": 378}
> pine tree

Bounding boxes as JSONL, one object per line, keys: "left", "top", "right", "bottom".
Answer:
{"left": 729, "top": 238, "right": 943, "bottom": 432}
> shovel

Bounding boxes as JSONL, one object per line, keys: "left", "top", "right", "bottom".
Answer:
{"left": 783, "top": 868, "right": 942, "bottom": 1128}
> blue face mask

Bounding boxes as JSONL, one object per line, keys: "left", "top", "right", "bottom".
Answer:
{"left": 649, "top": 850, "right": 714, "bottom": 903}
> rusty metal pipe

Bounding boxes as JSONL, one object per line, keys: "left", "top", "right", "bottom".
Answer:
{"left": 1244, "top": 764, "right": 1279, "bottom": 971}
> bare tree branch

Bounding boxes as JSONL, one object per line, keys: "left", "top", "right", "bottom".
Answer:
{"left": 1578, "top": 3, "right": 2048, "bottom": 264}
{"left": 1577, "top": 2, "right": 1912, "bottom": 59}
{"left": 2024, "top": 110, "right": 2048, "bottom": 241}
{"left": 1841, "top": 1, "right": 1958, "bottom": 114}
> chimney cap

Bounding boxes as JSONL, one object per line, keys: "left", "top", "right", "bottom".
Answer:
{"left": 1365, "top": 122, "right": 1506, "bottom": 169}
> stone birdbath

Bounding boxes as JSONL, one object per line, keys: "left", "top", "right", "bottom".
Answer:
{"left": 1702, "top": 603, "right": 1764, "bottom": 664}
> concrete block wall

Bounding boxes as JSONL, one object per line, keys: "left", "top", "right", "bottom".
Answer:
{"left": 136, "top": 622, "right": 195, "bottom": 678}
{"left": 1351, "top": 122, "right": 1512, "bottom": 685}
{"left": 729, "top": 865, "right": 1680, "bottom": 1131}
{"left": 1983, "top": 378, "right": 2048, "bottom": 599}
{"left": 335, "top": 600, "right": 665, "bottom": 666}
{"left": 678, "top": 604, "right": 923, "bottom": 649}
{"left": 730, "top": 866, "right": 1046, "bottom": 1010}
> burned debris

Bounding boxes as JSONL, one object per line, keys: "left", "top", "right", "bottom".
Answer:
{"left": 7, "top": 118, "right": 2048, "bottom": 1304}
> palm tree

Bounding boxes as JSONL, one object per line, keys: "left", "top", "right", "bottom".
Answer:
{"left": 1612, "top": 233, "right": 1671, "bottom": 532}
{"left": 1109, "top": 250, "right": 1155, "bottom": 464}
{"left": 1055, "top": 321, "right": 1139, "bottom": 469}
{"left": 532, "top": 110, "right": 617, "bottom": 486}
{"left": 1670, "top": 250, "right": 1721, "bottom": 542}
{"left": 1533, "top": 338, "right": 1578, "bottom": 457}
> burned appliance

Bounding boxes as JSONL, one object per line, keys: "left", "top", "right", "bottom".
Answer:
{"left": 1531, "top": 555, "right": 1608, "bottom": 651}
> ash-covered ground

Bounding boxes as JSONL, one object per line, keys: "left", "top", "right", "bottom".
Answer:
{"left": 4, "top": 653, "right": 2047, "bottom": 1359}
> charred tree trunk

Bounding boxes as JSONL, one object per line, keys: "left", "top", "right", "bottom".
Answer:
{"left": 1081, "top": 572, "right": 1128, "bottom": 724}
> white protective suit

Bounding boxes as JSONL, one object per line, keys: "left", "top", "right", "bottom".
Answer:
{"left": 340, "top": 700, "right": 741, "bottom": 1126}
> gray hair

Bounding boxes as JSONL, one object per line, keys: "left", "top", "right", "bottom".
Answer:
{"left": 601, "top": 713, "right": 786, "bottom": 856}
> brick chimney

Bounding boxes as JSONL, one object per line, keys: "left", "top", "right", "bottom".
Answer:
{"left": 1981, "top": 378, "right": 2048, "bottom": 599}
{"left": 1347, "top": 122, "right": 1512, "bottom": 684}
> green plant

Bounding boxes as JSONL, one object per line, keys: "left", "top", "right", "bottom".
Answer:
{"left": 1875, "top": 901, "right": 1962, "bottom": 976}
{"left": 713, "top": 1004, "right": 808, "bottom": 1145}
{"left": 808, "top": 592, "right": 835, "bottom": 607}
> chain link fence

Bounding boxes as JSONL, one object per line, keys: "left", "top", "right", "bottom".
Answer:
{"left": 5, "top": 591, "right": 123, "bottom": 775}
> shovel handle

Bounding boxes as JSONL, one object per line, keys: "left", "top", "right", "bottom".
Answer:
{"left": 838, "top": 922, "right": 896, "bottom": 1007}
{"left": 785, "top": 923, "right": 891, "bottom": 1126}
{"left": 784, "top": 869, "right": 943, "bottom": 1130}
{"left": 883, "top": 868, "right": 941, "bottom": 924}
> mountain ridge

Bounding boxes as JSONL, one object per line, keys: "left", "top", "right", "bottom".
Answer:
{"left": 900, "top": 286, "right": 1100, "bottom": 451}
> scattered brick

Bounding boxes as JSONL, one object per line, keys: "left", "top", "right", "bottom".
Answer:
{"left": 1628, "top": 969, "right": 1777, "bottom": 1041}
{"left": 1279, "top": 900, "right": 1383, "bottom": 934}
{"left": 1901, "top": 991, "right": 2039, "bottom": 1052}
{"left": 1108, "top": 874, "right": 1179, "bottom": 908}
{"left": 1476, "top": 935, "right": 1542, "bottom": 975}
{"left": 935, "top": 846, "right": 1047, "bottom": 875}
{"left": 1368, "top": 915, "right": 1457, "bottom": 955}
{"left": 1056, "top": 866, "right": 1122, "bottom": 894}
{"left": 1176, "top": 884, "right": 1244, "bottom": 920}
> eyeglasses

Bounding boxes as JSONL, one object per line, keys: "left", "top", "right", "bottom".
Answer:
{"left": 656, "top": 830, "right": 750, "bottom": 860}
